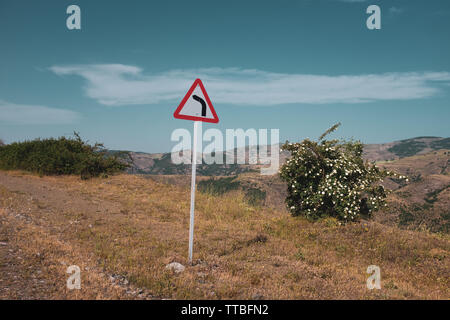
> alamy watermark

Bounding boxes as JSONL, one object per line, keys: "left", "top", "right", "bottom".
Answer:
{"left": 171, "top": 124, "right": 280, "bottom": 175}
{"left": 66, "top": 265, "right": 81, "bottom": 290}
{"left": 65, "top": 4, "right": 380, "bottom": 32}
{"left": 366, "top": 265, "right": 381, "bottom": 290}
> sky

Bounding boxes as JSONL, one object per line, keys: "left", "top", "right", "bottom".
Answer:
{"left": 0, "top": 0, "right": 449, "bottom": 153}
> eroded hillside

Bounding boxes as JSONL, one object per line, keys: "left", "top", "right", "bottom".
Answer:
{"left": 125, "top": 137, "right": 449, "bottom": 175}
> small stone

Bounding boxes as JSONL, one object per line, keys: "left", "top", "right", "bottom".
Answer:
{"left": 252, "top": 293, "right": 264, "bottom": 300}
{"left": 165, "top": 262, "right": 185, "bottom": 274}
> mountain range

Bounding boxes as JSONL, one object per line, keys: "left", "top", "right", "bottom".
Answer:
{"left": 124, "top": 136, "right": 450, "bottom": 176}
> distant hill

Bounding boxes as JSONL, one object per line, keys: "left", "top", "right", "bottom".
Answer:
{"left": 124, "top": 137, "right": 449, "bottom": 176}
{"left": 374, "top": 149, "right": 449, "bottom": 233}
{"left": 127, "top": 151, "right": 256, "bottom": 176}
{"left": 363, "top": 136, "right": 450, "bottom": 162}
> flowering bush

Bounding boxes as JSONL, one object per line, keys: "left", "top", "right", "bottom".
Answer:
{"left": 279, "top": 123, "right": 407, "bottom": 222}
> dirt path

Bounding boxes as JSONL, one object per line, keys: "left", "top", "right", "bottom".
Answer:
{"left": 0, "top": 220, "right": 52, "bottom": 299}
{"left": 0, "top": 171, "right": 152, "bottom": 299}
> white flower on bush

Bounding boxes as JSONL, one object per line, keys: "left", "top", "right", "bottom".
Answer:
{"left": 279, "top": 123, "right": 407, "bottom": 222}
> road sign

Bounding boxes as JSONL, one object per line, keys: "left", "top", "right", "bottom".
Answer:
{"left": 173, "top": 79, "right": 219, "bottom": 264}
{"left": 173, "top": 78, "right": 219, "bottom": 123}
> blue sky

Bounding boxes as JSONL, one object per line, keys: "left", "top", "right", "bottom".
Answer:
{"left": 1, "top": 0, "right": 449, "bottom": 153}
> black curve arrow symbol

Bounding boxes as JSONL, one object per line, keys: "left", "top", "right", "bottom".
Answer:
{"left": 192, "top": 95, "right": 207, "bottom": 117}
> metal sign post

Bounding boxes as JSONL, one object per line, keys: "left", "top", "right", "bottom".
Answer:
{"left": 173, "top": 79, "right": 219, "bottom": 264}
{"left": 188, "top": 121, "right": 199, "bottom": 264}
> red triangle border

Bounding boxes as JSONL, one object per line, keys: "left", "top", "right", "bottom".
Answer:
{"left": 173, "top": 79, "right": 219, "bottom": 123}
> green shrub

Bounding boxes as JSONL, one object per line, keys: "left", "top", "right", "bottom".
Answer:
{"left": 279, "top": 123, "right": 407, "bottom": 222}
{"left": 430, "top": 138, "right": 450, "bottom": 150}
{"left": 399, "top": 207, "right": 415, "bottom": 227}
{"left": 387, "top": 140, "right": 427, "bottom": 157}
{"left": 244, "top": 188, "right": 266, "bottom": 206}
{"left": 197, "top": 176, "right": 240, "bottom": 195}
{"left": 0, "top": 132, "right": 129, "bottom": 179}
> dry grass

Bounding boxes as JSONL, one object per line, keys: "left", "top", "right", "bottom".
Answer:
{"left": 0, "top": 171, "right": 449, "bottom": 299}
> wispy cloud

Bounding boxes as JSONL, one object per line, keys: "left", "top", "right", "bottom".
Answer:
{"left": 0, "top": 100, "right": 80, "bottom": 125}
{"left": 49, "top": 64, "right": 450, "bottom": 107}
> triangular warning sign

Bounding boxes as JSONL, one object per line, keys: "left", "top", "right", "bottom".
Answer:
{"left": 173, "top": 79, "right": 219, "bottom": 123}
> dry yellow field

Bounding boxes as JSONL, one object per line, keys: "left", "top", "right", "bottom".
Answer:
{"left": 0, "top": 171, "right": 449, "bottom": 299}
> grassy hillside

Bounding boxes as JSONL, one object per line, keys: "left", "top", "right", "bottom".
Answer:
{"left": 375, "top": 150, "right": 449, "bottom": 233}
{"left": 1, "top": 171, "right": 448, "bottom": 299}
{"left": 189, "top": 150, "right": 450, "bottom": 233}
{"left": 128, "top": 152, "right": 255, "bottom": 176}
{"left": 364, "top": 137, "right": 449, "bottom": 161}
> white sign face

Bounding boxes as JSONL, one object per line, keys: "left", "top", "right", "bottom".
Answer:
{"left": 179, "top": 85, "right": 214, "bottom": 118}
{"left": 173, "top": 79, "right": 219, "bottom": 123}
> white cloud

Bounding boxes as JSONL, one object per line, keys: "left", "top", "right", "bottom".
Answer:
{"left": 0, "top": 100, "right": 80, "bottom": 125}
{"left": 49, "top": 64, "right": 450, "bottom": 107}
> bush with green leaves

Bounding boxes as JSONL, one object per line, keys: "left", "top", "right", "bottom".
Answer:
{"left": 279, "top": 123, "right": 407, "bottom": 222}
{"left": 244, "top": 188, "right": 266, "bottom": 206}
{"left": 0, "top": 133, "right": 130, "bottom": 179}
{"left": 197, "top": 176, "right": 241, "bottom": 195}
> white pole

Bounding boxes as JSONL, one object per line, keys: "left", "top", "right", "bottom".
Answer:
{"left": 188, "top": 121, "right": 199, "bottom": 264}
